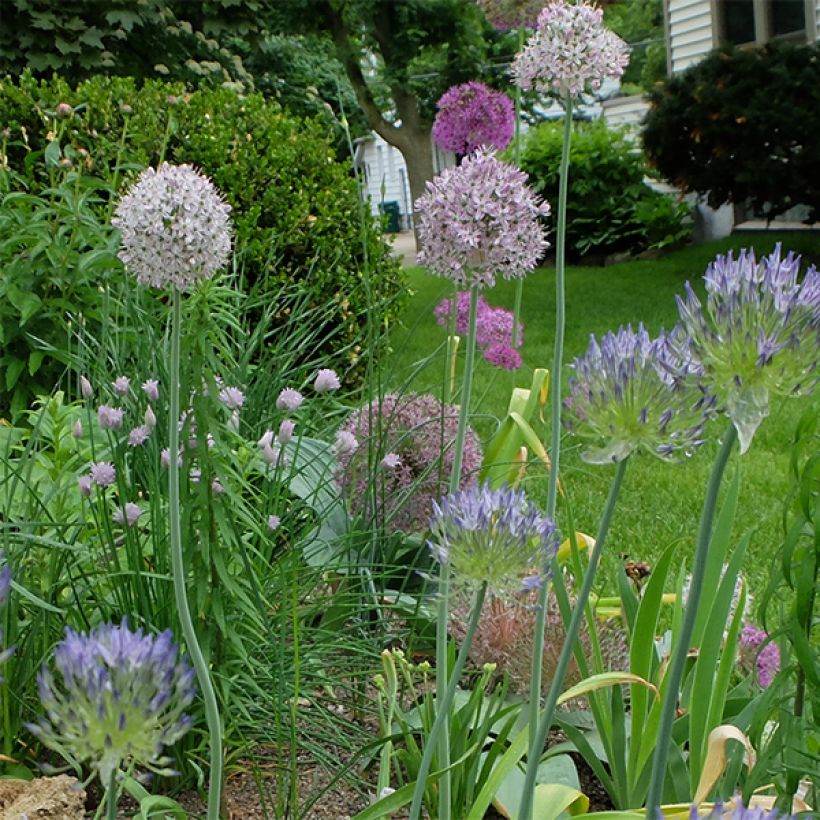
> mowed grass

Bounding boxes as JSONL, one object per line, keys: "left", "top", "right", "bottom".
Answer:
{"left": 385, "top": 232, "right": 820, "bottom": 597}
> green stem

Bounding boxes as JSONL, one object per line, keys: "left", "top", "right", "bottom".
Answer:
{"left": 520, "top": 456, "right": 627, "bottom": 820}
{"left": 168, "top": 291, "right": 223, "bottom": 819}
{"left": 525, "top": 94, "right": 574, "bottom": 797}
{"left": 409, "top": 582, "right": 488, "bottom": 820}
{"left": 511, "top": 26, "right": 525, "bottom": 349}
{"left": 106, "top": 769, "right": 117, "bottom": 820}
{"left": 645, "top": 423, "right": 737, "bottom": 816}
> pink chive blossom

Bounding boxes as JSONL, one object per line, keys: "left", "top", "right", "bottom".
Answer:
{"left": 484, "top": 344, "right": 523, "bottom": 371}
{"left": 381, "top": 453, "right": 402, "bottom": 470}
{"left": 512, "top": 1, "right": 630, "bottom": 99}
{"left": 112, "top": 376, "right": 130, "bottom": 396}
{"left": 336, "top": 393, "right": 482, "bottom": 533}
{"left": 160, "top": 448, "right": 182, "bottom": 468}
{"left": 80, "top": 376, "right": 93, "bottom": 398}
{"left": 218, "top": 386, "right": 244, "bottom": 411}
{"left": 432, "top": 82, "right": 514, "bottom": 156}
{"left": 313, "top": 369, "right": 341, "bottom": 393}
{"left": 72, "top": 420, "right": 83, "bottom": 438}
{"left": 278, "top": 419, "right": 295, "bottom": 444}
{"left": 113, "top": 503, "right": 142, "bottom": 528}
{"left": 90, "top": 462, "right": 116, "bottom": 487}
{"left": 78, "top": 475, "right": 93, "bottom": 497}
{"left": 112, "top": 162, "right": 232, "bottom": 291}
{"left": 267, "top": 515, "right": 281, "bottom": 532}
{"left": 739, "top": 625, "right": 781, "bottom": 688}
{"left": 211, "top": 479, "right": 225, "bottom": 494}
{"left": 258, "top": 430, "right": 274, "bottom": 449}
{"left": 128, "top": 426, "right": 151, "bottom": 447}
{"left": 142, "top": 379, "right": 159, "bottom": 402}
{"left": 97, "top": 406, "right": 124, "bottom": 430}
{"left": 334, "top": 430, "right": 358, "bottom": 457}
{"left": 189, "top": 468, "right": 202, "bottom": 484}
{"left": 477, "top": 0, "right": 544, "bottom": 30}
{"left": 276, "top": 388, "right": 304, "bottom": 412}
{"left": 144, "top": 405, "right": 157, "bottom": 429}
{"left": 415, "top": 149, "right": 550, "bottom": 289}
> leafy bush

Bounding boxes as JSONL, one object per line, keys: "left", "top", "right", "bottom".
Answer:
{"left": 643, "top": 41, "right": 820, "bottom": 221}
{"left": 517, "top": 118, "right": 690, "bottom": 259}
{"left": 0, "top": 72, "right": 404, "bottom": 415}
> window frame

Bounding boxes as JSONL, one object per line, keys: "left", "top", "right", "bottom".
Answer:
{"left": 713, "top": 0, "right": 815, "bottom": 46}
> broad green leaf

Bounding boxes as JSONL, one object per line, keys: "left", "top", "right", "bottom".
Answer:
{"left": 557, "top": 672, "right": 658, "bottom": 706}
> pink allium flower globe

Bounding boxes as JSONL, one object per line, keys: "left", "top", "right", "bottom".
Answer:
{"left": 478, "top": 0, "right": 544, "bottom": 30}
{"left": 432, "top": 82, "right": 515, "bottom": 156}
{"left": 416, "top": 149, "right": 550, "bottom": 289}
{"left": 335, "top": 393, "right": 482, "bottom": 533}
{"left": 113, "top": 163, "right": 232, "bottom": 290}
{"left": 512, "top": 1, "right": 630, "bottom": 99}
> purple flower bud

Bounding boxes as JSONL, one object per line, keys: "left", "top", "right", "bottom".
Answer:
{"left": 258, "top": 430, "right": 274, "bottom": 449}
{"left": 142, "top": 379, "right": 159, "bottom": 402}
{"left": 55, "top": 102, "right": 73, "bottom": 118}
{"left": 72, "top": 419, "right": 83, "bottom": 438}
{"left": 97, "top": 405, "right": 124, "bottom": 430}
{"left": 277, "top": 419, "right": 295, "bottom": 444}
{"left": 80, "top": 376, "right": 93, "bottom": 398}
{"left": 313, "top": 369, "right": 341, "bottom": 393}
{"left": 144, "top": 405, "right": 157, "bottom": 429}
{"left": 78, "top": 475, "right": 93, "bottom": 497}
{"left": 276, "top": 388, "right": 304, "bottom": 412}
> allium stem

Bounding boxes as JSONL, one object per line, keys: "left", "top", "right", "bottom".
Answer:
{"left": 645, "top": 423, "right": 737, "bottom": 816}
{"left": 409, "top": 582, "right": 488, "bottom": 820}
{"left": 106, "top": 769, "right": 117, "bottom": 820}
{"left": 168, "top": 291, "right": 223, "bottom": 819}
{"left": 511, "top": 26, "right": 525, "bottom": 350}
{"left": 520, "top": 455, "right": 627, "bottom": 820}
{"left": 525, "top": 95, "right": 573, "bottom": 800}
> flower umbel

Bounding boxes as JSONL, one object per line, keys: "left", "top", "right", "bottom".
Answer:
{"left": 29, "top": 621, "right": 196, "bottom": 784}
{"left": 416, "top": 149, "right": 550, "bottom": 289}
{"left": 564, "top": 324, "right": 714, "bottom": 463}
{"left": 113, "top": 162, "right": 232, "bottom": 290}
{"left": 432, "top": 82, "right": 514, "bottom": 155}
{"left": 677, "top": 245, "right": 820, "bottom": 453}
{"left": 428, "top": 482, "right": 559, "bottom": 598}
{"left": 512, "top": 0, "right": 629, "bottom": 99}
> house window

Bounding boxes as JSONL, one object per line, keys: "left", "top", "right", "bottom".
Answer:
{"left": 717, "top": 0, "right": 810, "bottom": 45}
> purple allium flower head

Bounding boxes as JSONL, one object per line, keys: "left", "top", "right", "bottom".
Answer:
{"left": 313, "top": 368, "right": 341, "bottom": 393}
{"left": 477, "top": 0, "right": 544, "bottom": 30}
{"left": 97, "top": 405, "right": 124, "bottom": 430}
{"left": 128, "top": 425, "right": 151, "bottom": 447}
{"left": 112, "top": 376, "right": 130, "bottom": 396}
{"left": 564, "top": 324, "right": 714, "bottom": 464}
{"left": 334, "top": 430, "right": 358, "bottom": 457}
{"left": 739, "top": 625, "right": 781, "bottom": 688}
{"left": 335, "top": 393, "right": 482, "bottom": 533}
{"left": 433, "top": 82, "right": 515, "bottom": 155}
{"left": 512, "top": 1, "right": 630, "bottom": 99}
{"left": 72, "top": 419, "right": 83, "bottom": 438}
{"left": 436, "top": 291, "right": 524, "bottom": 353}
{"left": 416, "top": 149, "right": 550, "bottom": 289}
{"left": 113, "top": 162, "right": 232, "bottom": 291}
{"left": 90, "top": 462, "right": 116, "bottom": 487}
{"left": 278, "top": 419, "right": 296, "bottom": 444}
{"left": 267, "top": 514, "right": 281, "bottom": 532}
{"left": 113, "top": 503, "right": 143, "bottom": 528}
{"left": 218, "top": 386, "right": 244, "bottom": 411}
{"left": 689, "top": 802, "right": 794, "bottom": 819}
{"left": 28, "top": 621, "right": 196, "bottom": 784}
{"left": 484, "top": 344, "right": 523, "bottom": 371}
{"left": 276, "top": 388, "right": 304, "bottom": 412}
{"left": 429, "top": 482, "right": 559, "bottom": 597}
{"left": 676, "top": 245, "right": 820, "bottom": 453}
{"left": 80, "top": 375, "right": 93, "bottom": 398}
{"left": 142, "top": 379, "right": 159, "bottom": 402}
{"left": 78, "top": 475, "right": 93, "bottom": 497}
{"left": 381, "top": 452, "right": 402, "bottom": 470}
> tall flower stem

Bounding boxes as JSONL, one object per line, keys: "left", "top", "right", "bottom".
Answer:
{"left": 106, "top": 770, "right": 117, "bottom": 820}
{"left": 409, "top": 581, "right": 488, "bottom": 820}
{"left": 434, "top": 285, "right": 480, "bottom": 820}
{"left": 511, "top": 26, "right": 526, "bottom": 350}
{"left": 525, "top": 94, "right": 573, "bottom": 790}
{"left": 645, "top": 424, "right": 737, "bottom": 815}
{"left": 168, "top": 290, "right": 223, "bottom": 819}
{"left": 520, "top": 455, "right": 627, "bottom": 820}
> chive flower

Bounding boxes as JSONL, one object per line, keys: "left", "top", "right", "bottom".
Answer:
{"left": 676, "top": 245, "right": 820, "bottom": 453}
{"left": 416, "top": 149, "right": 550, "bottom": 289}
{"left": 428, "top": 483, "right": 559, "bottom": 598}
{"left": 29, "top": 622, "right": 196, "bottom": 784}
{"left": 432, "top": 82, "right": 514, "bottom": 156}
{"left": 512, "top": 0, "right": 629, "bottom": 98}
{"left": 564, "top": 324, "right": 714, "bottom": 464}
{"left": 113, "top": 163, "right": 232, "bottom": 290}
{"left": 97, "top": 405, "right": 124, "bottom": 430}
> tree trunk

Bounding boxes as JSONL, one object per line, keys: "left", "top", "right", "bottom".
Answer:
{"left": 397, "top": 125, "right": 435, "bottom": 240}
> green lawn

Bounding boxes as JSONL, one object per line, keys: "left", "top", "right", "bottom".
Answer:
{"left": 385, "top": 232, "right": 819, "bottom": 598}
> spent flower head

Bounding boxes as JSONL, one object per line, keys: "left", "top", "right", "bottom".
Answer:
{"left": 677, "top": 245, "right": 820, "bottom": 453}
{"left": 429, "top": 482, "right": 559, "bottom": 598}
{"left": 564, "top": 324, "right": 714, "bottom": 464}
{"left": 29, "top": 621, "right": 196, "bottom": 784}
{"left": 113, "top": 162, "right": 232, "bottom": 290}
{"left": 512, "top": 0, "right": 629, "bottom": 99}
{"left": 432, "top": 82, "right": 514, "bottom": 155}
{"left": 416, "top": 149, "right": 550, "bottom": 289}
{"left": 477, "top": 0, "right": 544, "bottom": 30}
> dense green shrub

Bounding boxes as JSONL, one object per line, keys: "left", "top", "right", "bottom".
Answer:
{"left": 517, "top": 118, "right": 690, "bottom": 259}
{"left": 0, "top": 73, "right": 404, "bottom": 415}
{"left": 643, "top": 41, "right": 820, "bottom": 221}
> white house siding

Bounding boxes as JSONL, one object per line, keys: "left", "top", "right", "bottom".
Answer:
{"left": 600, "top": 94, "right": 650, "bottom": 137}
{"left": 667, "top": 0, "right": 715, "bottom": 74}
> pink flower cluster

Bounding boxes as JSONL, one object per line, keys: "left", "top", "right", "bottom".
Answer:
{"left": 334, "top": 393, "right": 482, "bottom": 533}
{"left": 739, "top": 624, "right": 780, "bottom": 688}
{"left": 512, "top": 0, "right": 629, "bottom": 99}
{"left": 477, "top": 0, "right": 544, "bottom": 30}
{"left": 416, "top": 149, "right": 550, "bottom": 289}
{"left": 435, "top": 291, "right": 524, "bottom": 370}
{"left": 432, "top": 82, "right": 514, "bottom": 156}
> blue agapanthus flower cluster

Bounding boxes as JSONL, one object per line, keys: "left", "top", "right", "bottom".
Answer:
{"left": 689, "top": 802, "right": 794, "bottom": 819}
{"left": 29, "top": 621, "right": 196, "bottom": 783}
{"left": 564, "top": 324, "right": 714, "bottom": 464}
{"left": 677, "top": 244, "right": 819, "bottom": 452}
{"left": 428, "top": 483, "right": 559, "bottom": 598}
